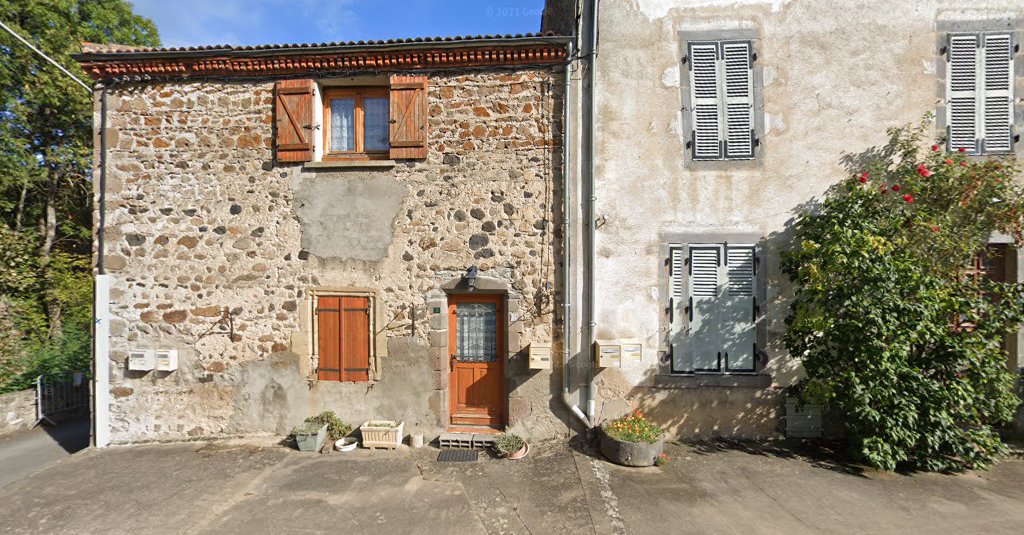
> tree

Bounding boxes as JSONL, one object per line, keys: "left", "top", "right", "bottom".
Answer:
{"left": 783, "top": 119, "right": 1024, "bottom": 472}
{"left": 0, "top": 0, "right": 158, "bottom": 392}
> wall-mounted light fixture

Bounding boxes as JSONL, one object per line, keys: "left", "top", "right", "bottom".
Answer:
{"left": 465, "top": 265, "right": 479, "bottom": 291}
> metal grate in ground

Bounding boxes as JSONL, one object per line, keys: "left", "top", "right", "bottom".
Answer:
{"left": 437, "top": 449, "right": 479, "bottom": 462}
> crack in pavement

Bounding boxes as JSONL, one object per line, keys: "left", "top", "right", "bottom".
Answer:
{"left": 590, "top": 459, "right": 628, "bottom": 535}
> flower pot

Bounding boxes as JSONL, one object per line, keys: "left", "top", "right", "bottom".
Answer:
{"left": 599, "top": 428, "right": 664, "bottom": 467}
{"left": 334, "top": 437, "right": 358, "bottom": 452}
{"left": 359, "top": 420, "right": 404, "bottom": 449}
{"left": 506, "top": 441, "right": 529, "bottom": 460}
{"left": 295, "top": 424, "right": 328, "bottom": 452}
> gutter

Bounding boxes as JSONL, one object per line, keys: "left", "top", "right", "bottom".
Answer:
{"left": 560, "top": 36, "right": 590, "bottom": 430}
{"left": 72, "top": 35, "right": 574, "bottom": 63}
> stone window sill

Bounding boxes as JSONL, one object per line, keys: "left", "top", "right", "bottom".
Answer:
{"left": 649, "top": 373, "right": 772, "bottom": 389}
{"left": 305, "top": 160, "right": 397, "bottom": 169}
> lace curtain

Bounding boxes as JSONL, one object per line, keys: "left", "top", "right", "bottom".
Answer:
{"left": 330, "top": 98, "right": 354, "bottom": 152}
{"left": 364, "top": 97, "right": 389, "bottom": 150}
{"left": 456, "top": 303, "right": 497, "bottom": 362}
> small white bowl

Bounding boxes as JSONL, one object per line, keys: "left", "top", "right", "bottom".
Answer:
{"left": 335, "top": 438, "right": 358, "bottom": 452}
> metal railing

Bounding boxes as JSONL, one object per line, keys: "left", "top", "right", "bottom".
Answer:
{"left": 36, "top": 371, "right": 90, "bottom": 425}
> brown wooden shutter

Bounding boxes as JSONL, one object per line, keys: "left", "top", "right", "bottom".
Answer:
{"left": 317, "top": 296, "right": 342, "bottom": 381}
{"left": 274, "top": 79, "right": 314, "bottom": 163}
{"left": 316, "top": 295, "right": 371, "bottom": 383}
{"left": 341, "top": 296, "right": 371, "bottom": 382}
{"left": 388, "top": 75, "right": 428, "bottom": 159}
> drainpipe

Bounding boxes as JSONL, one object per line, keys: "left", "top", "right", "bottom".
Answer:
{"left": 581, "top": 0, "right": 600, "bottom": 426}
{"left": 560, "top": 36, "right": 590, "bottom": 430}
{"left": 93, "top": 87, "right": 112, "bottom": 448}
{"left": 98, "top": 88, "right": 107, "bottom": 275}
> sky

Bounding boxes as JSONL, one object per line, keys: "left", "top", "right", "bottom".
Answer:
{"left": 129, "top": 0, "right": 548, "bottom": 48}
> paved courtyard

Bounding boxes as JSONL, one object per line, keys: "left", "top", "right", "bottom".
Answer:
{"left": 0, "top": 436, "right": 1022, "bottom": 534}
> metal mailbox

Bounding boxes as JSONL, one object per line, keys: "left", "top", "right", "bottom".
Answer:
{"left": 594, "top": 339, "right": 621, "bottom": 368}
{"left": 155, "top": 349, "right": 179, "bottom": 372}
{"left": 128, "top": 349, "right": 155, "bottom": 371}
{"left": 528, "top": 343, "right": 552, "bottom": 369}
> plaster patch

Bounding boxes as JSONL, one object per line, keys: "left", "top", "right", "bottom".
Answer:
{"left": 669, "top": 113, "right": 683, "bottom": 137}
{"left": 762, "top": 66, "right": 778, "bottom": 87}
{"left": 637, "top": 0, "right": 793, "bottom": 20}
{"left": 922, "top": 59, "right": 936, "bottom": 75}
{"left": 662, "top": 65, "right": 679, "bottom": 88}
{"left": 293, "top": 173, "right": 405, "bottom": 261}
{"left": 764, "top": 112, "right": 786, "bottom": 135}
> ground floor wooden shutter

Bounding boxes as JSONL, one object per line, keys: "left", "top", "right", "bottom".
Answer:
{"left": 388, "top": 75, "right": 428, "bottom": 159}
{"left": 317, "top": 296, "right": 370, "bottom": 382}
{"left": 274, "top": 79, "right": 314, "bottom": 163}
{"left": 673, "top": 243, "right": 757, "bottom": 373}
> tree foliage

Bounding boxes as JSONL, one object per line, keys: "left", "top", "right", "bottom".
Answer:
{"left": 784, "top": 120, "right": 1024, "bottom": 472}
{"left": 0, "top": 0, "right": 158, "bottom": 393}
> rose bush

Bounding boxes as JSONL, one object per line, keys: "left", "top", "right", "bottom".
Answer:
{"left": 783, "top": 119, "right": 1024, "bottom": 472}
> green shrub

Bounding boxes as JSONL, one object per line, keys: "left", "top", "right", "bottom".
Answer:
{"left": 602, "top": 410, "right": 663, "bottom": 443}
{"left": 303, "top": 411, "right": 352, "bottom": 440}
{"left": 783, "top": 120, "right": 1024, "bottom": 472}
{"left": 492, "top": 433, "right": 525, "bottom": 456}
{"left": 291, "top": 421, "right": 324, "bottom": 436}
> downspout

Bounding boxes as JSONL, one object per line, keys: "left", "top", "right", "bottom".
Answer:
{"left": 560, "top": 37, "right": 590, "bottom": 430}
{"left": 582, "top": 0, "right": 600, "bottom": 426}
{"left": 93, "top": 87, "right": 111, "bottom": 447}
{"left": 98, "top": 88, "right": 107, "bottom": 275}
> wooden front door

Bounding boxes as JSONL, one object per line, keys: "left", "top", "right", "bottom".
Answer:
{"left": 448, "top": 294, "right": 505, "bottom": 428}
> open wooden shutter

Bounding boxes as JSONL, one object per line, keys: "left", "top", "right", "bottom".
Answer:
{"left": 274, "top": 79, "right": 315, "bottom": 163}
{"left": 389, "top": 75, "right": 428, "bottom": 159}
{"left": 982, "top": 33, "right": 1014, "bottom": 153}
{"left": 669, "top": 246, "right": 688, "bottom": 373}
{"left": 687, "top": 245, "right": 722, "bottom": 372}
{"left": 722, "top": 41, "right": 755, "bottom": 159}
{"left": 689, "top": 43, "right": 723, "bottom": 160}
{"left": 722, "top": 245, "right": 756, "bottom": 372}
{"left": 947, "top": 35, "right": 979, "bottom": 153}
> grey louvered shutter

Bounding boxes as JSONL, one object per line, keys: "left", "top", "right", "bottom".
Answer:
{"left": 669, "top": 247, "right": 689, "bottom": 373}
{"left": 687, "top": 245, "right": 722, "bottom": 372}
{"left": 947, "top": 34, "right": 979, "bottom": 153}
{"left": 722, "top": 245, "right": 756, "bottom": 372}
{"left": 689, "top": 43, "right": 722, "bottom": 160}
{"left": 722, "top": 42, "right": 755, "bottom": 159}
{"left": 981, "top": 33, "right": 1014, "bottom": 153}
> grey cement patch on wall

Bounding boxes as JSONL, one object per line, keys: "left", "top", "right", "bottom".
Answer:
{"left": 293, "top": 171, "right": 406, "bottom": 261}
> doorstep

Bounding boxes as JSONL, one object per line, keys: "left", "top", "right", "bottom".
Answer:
{"left": 439, "top": 432, "right": 496, "bottom": 449}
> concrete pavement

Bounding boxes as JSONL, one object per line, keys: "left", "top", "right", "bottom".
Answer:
{"left": 0, "top": 436, "right": 1022, "bottom": 534}
{"left": 0, "top": 418, "right": 89, "bottom": 489}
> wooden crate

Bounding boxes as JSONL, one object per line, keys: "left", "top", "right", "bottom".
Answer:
{"left": 360, "top": 420, "right": 404, "bottom": 449}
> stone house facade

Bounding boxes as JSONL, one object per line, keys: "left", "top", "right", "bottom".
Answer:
{"left": 76, "top": 36, "right": 571, "bottom": 444}
{"left": 545, "top": 0, "right": 1024, "bottom": 439}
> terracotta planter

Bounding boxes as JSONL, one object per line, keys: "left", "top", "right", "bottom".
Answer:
{"left": 599, "top": 428, "right": 664, "bottom": 467}
{"left": 506, "top": 441, "right": 529, "bottom": 460}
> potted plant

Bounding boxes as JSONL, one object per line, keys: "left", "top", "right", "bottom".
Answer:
{"left": 292, "top": 421, "right": 328, "bottom": 452}
{"left": 359, "top": 420, "right": 404, "bottom": 449}
{"left": 600, "top": 409, "right": 664, "bottom": 467}
{"left": 304, "top": 411, "right": 353, "bottom": 442}
{"left": 492, "top": 433, "right": 529, "bottom": 459}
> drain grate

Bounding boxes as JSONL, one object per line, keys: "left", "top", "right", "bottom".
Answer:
{"left": 437, "top": 449, "right": 479, "bottom": 462}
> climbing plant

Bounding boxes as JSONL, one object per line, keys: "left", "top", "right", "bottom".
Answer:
{"left": 783, "top": 119, "right": 1024, "bottom": 472}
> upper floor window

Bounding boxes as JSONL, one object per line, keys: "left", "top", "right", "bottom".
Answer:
{"left": 323, "top": 87, "right": 390, "bottom": 159}
{"left": 946, "top": 33, "right": 1016, "bottom": 155}
{"left": 684, "top": 39, "right": 758, "bottom": 161}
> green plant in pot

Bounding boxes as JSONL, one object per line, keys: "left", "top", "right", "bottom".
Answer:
{"left": 292, "top": 421, "right": 328, "bottom": 452}
{"left": 600, "top": 410, "right": 664, "bottom": 467}
{"left": 492, "top": 433, "right": 528, "bottom": 459}
{"left": 304, "top": 411, "right": 352, "bottom": 441}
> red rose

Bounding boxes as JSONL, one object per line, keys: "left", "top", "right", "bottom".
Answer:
{"left": 960, "top": 162, "right": 967, "bottom": 167}
{"left": 917, "top": 164, "right": 933, "bottom": 177}
{"left": 903, "top": 194, "right": 914, "bottom": 203}
{"left": 858, "top": 175, "right": 868, "bottom": 183}
{"left": 931, "top": 144, "right": 940, "bottom": 151}
{"left": 958, "top": 147, "right": 967, "bottom": 153}
{"left": 891, "top": 184, "right": 901, "bottom": 192}
{"left": 944, "top": 159, "right": 953, "bottom": 165}
{"left": 930, "top": 225, "right": 940, "bottom": 233}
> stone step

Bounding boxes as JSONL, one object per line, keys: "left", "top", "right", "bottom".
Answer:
{"left": 438, "top": 432, "right": 496, "bottom": 449}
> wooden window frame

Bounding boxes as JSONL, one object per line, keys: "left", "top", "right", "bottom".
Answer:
{"left": 312, "top": 291, "right": 376, "bottom": 383}
{"left": 322, "top": 87, "right": 390, "bottom": 161}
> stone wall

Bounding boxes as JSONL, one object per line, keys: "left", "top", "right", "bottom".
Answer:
{"left": 95, "top": 68, "right": 568, "bottom": 443}
{"left": 0, "top": 389, "right": 36, "bottom": 436}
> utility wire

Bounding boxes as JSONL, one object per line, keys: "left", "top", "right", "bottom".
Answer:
{"left": 0, "top": 19, "right": 92, "bottom": 93}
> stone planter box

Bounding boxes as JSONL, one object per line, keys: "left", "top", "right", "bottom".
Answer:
{"left": 599, "top": 427, "right": 664, "bottom": 467}
{"left": 295, "top": 424, "right": 328, "bottom": 452}
{"left": 360, "top": 420, "right": 404, "bottom": 449}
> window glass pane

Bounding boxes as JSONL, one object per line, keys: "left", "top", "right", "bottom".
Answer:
{"left": 456, "top": 303, "right": 497, "bottom": 362}
{"left": 330, "top": 98, "right": 355, "bottom": 152}
{"left": 364, "top": 97, "right": 390, "bottom": 150}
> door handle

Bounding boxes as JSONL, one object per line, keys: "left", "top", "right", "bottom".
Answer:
{"left": 449, "top": 354, "right": 457, "bottom": 371}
